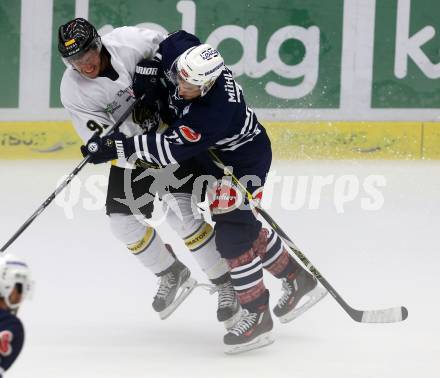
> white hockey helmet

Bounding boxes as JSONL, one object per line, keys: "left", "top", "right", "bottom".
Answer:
{"left": 176, "top": 44, "right": 225, "bottom": 96}
{"left": 0, "top": 254, "right": 33, "bottom": 310}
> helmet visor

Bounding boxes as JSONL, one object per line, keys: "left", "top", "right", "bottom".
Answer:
{"left": 167, "top": 56, "right": 181, "bottom": 85}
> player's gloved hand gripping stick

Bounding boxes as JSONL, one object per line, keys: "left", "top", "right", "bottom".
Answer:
{"left": 0, "top": 95, "right": 145, "bottom": 253}
{"left": 208, "top": 149, "right": 408, "bottom": 324}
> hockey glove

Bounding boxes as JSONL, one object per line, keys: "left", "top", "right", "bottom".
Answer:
{"left": 132, "top": 58, "right": 162, "bottom": 101}
{"left": 81, "top": 131, "right": 126, "bottom": 164}
{"left": 85, "top": 132, "right": 162, "bottom": 169}
{"left": 132, "top": 58, "right": 163, "bottom": 125}
{"left": 132, "top": 103, "right": 161, "bottom": 133}
{"left": 132, "top": 103, "right": 156, "bottom": 126}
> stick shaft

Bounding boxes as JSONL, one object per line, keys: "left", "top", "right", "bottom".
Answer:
{"left": 1, "top": 95, "right": 144, "bottom": 253}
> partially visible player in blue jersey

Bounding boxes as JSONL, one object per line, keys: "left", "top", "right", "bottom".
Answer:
{"left": 0, "top": 254, "right": 33, "bottom": 376}
{"left": 84, "top": 30, "right": 327, "bottom": 354}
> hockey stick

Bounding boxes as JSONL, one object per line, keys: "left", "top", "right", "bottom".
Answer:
{"left": 208, "top": 149, "right": 408, "bottom": 323}
{"left": 0, "top": 95, "right": 145, "bottom": 253}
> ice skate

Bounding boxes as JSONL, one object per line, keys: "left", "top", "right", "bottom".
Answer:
{"left": 273, "top": 269, "right": 327, "bottom": 323}
{"left": 213, "top": 280, "right": 241, "bottom": 330}
{"left": 153, "top": 259, "right": 197, "bottom": 320}
{"left": 224, "top": 308, "right": 274, "bottom": 354}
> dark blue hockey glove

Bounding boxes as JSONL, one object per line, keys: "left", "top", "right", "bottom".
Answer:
{"left": 132, "top": 58, "right": 162, "bottom": 101}
{"left": 132, "top": 58, "right": 163, "bottom": 125}
{"left": 81, "top": 131, "right": 126, "bottom": 164}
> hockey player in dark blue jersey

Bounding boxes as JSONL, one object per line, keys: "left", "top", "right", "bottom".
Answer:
{"left": 0, "top": 255, "right": 33, "bottom": 376}
{"left": 84, "top": 30, "right": 327, "bottom": 354}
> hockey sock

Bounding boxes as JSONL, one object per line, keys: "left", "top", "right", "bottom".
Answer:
{"left": 254, "top": 228, "right": 302, "bottom": 280}
{"left": 127, "top": 227, "right": 176, "bottom": 275}
{"left": 227, "top": 249, "right": 269, "bottom": 313}
{"left": 163, "top": 193, "right": 229, "bottom": 281}
{"left": 183, "top": 221, "right": 229, "bottom": 280}
{"left": 109, "top": 214, "right": 175, "bottom": 275}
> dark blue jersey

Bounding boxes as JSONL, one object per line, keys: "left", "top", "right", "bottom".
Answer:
{"left": 0, "top": 309, "right": 24, "bottom": 377}
{"left": 126, "top": 30, "right": 272, "bottom": 179}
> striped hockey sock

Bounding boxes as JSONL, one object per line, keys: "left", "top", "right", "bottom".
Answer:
{"left": 227, "top": 249, "right": 269, "bottom": 313}
{"left": 254, "top": 228, "right": 302, "bottom": 279}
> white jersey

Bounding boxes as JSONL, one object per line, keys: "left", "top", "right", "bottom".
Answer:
{"left": 60, "top": 26, "right": 165, "bottom": 167}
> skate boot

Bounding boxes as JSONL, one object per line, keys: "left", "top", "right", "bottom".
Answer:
{"left": 214, "top": 279, "right": 241, "bottom": 330}
{"left": 273, "top": 268, "right": 327, "bottom": 323}
{"left": 152, "top": 258, "right": 197, "bottom": 320}
{"left": 224, "top": 307, "right": 274, "bottom": 354}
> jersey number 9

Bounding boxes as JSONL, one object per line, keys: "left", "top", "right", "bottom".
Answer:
{"left": 86, "top": 120, "right": 110, "bottom": 136}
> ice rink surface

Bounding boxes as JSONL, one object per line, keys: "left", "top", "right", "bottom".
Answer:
{"left": 0, "top": 159, "right": 438, "bottom": 378}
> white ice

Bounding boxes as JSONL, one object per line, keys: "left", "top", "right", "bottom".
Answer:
{"left": 0, "top": 160, "right": 438, "bottom": 378}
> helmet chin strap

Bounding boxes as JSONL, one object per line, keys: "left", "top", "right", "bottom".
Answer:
{"left": 5, "top": 296, "right": 21, "bottom": 311}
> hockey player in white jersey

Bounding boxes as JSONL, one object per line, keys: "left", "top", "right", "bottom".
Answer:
{"left": 57, "top": 18, "right": 240, "bottom": 326}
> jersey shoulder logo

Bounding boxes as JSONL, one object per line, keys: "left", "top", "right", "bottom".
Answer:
{"left": 179, "top": 125, "right": 201, "bottom": 143}
{"left": 0, "top": 330, "right": 13, "bottom": 357}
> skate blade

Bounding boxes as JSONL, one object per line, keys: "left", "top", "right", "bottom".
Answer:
{"left": 278, "top": 286, "right": 328, "bottom": 324}
{"left": 225, "top": 332, "right": 274, "bottom": 355}
{"left": 159, "top": 277, "right": 198, "bottom": 320}
{"left": 223, "top": 306, "right": 243, "bottom": 331}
